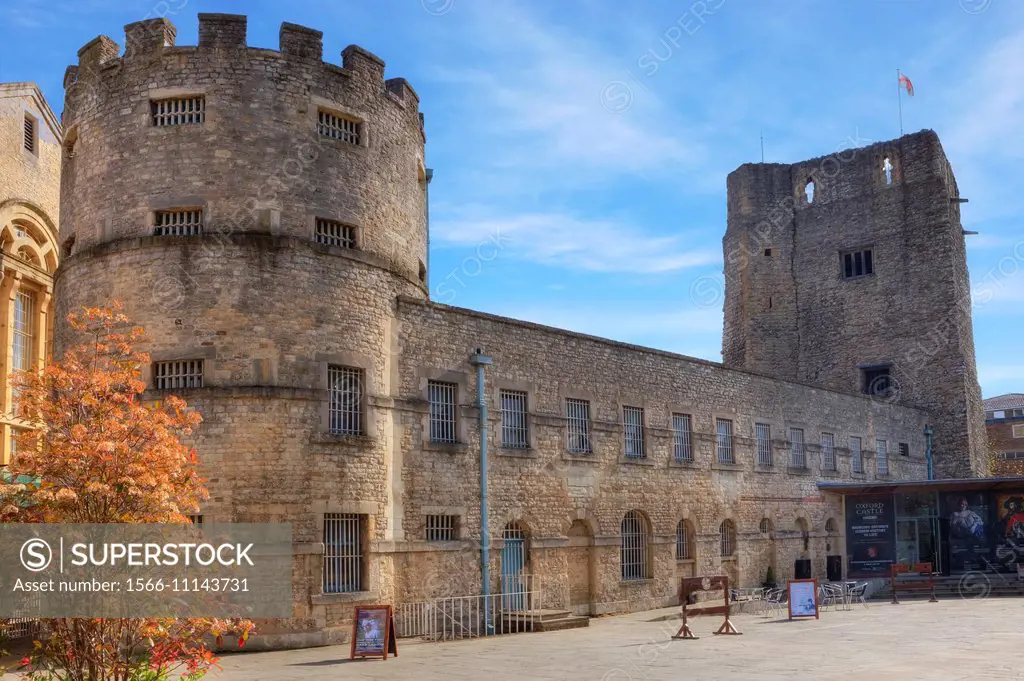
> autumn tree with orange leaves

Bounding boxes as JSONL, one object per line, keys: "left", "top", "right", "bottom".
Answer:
{"left": 0, "top": 306, "right": 252, "bottom": 681}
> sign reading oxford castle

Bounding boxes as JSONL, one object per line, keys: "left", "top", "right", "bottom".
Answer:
{"left": 0, "top": 13, "right": 987, "bottom": 648}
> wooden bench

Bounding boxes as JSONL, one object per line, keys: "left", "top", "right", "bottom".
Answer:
{"left": 890, "top": 562, "right": 937, "bottom": 604}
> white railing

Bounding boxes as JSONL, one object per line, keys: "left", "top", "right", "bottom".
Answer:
{"left": 395, "top": 575, "right": 551, "bottom": 641}
{"left": 2, "top": 591, "right": 41, "bottom": 640}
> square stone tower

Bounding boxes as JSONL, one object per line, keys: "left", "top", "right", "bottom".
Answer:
{"left": 722, "top": 130, "right": 986, "bottom": 478}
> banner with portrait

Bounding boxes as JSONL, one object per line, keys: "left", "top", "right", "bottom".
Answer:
{"left": 846, "top": 495, "right": 896, "bottom": 578}
{"left": 994, "top": 491, "right": 1024, "bottom": 572}
{"left": 942, "top": 492, "right": 992, "bottom": 573}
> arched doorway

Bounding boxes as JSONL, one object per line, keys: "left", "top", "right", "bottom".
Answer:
{"left": 759, "top": 518, "right": 777, "bottom": 586}
{"left": 794, "top": 517, "right": 812, "bottom": 579}
{"left": 566, "top": 519, "right": 593, "bottom": 615}
{"left": 501, "top": 521, "right": 529, "bottom": 610}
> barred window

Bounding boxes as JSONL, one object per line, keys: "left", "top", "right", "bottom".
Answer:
{"left": 621, "top": 510, "right": 650, "bottom": 580}
{"left": 623, "top": 406, "right": 645, "bottom": 459}
{"left": 315, "top": 218, "right": 356, "bottom": 249}
{"left": 850, "top": 436, "right": 864, "bottom": 473}
{"left": 898, "top": 442, "right": 910, "bottom": 457}
{"left": 672, "top": 413, "right": 693, "bottom": 462}
{"left": 843, "top": 248, "right": 874, "bottom": 278}
{"left": 151, "top": 96, "right": 205, "bottom": 126}
{"left": 323, "top": 513, "right": 364, "bottom": 593}
{"left": 23, "top": 115, "right": 35, "bottom": 153}
{"left": 821, "top": 432, "right": 836, "bottom": 471}
{"left": 425, "top": 515, "right": 458, "bottom": 542}
{"left": 12, "top": 290, "right": 34, "bottom": 372}
{"left": 153, "top": 360, "right": 203, "bottom": 390}
{"left": 566, "top": 398, "right": 591, "bottom": 454}
{"left": 317, "top": 109, "right": 360, "bottom": 144}
{"left": 428, "top": 380, "right": 457, "bottom": 443}
{"left": 500, "top": 390, "right": 529, "bottom": 448}
{"left": 328, "top": 365, "right": 363, "bottom": 435}
{"left": 187, "top": 514, "right": 203, "bottom": 525}
{"left": 675, "top": 519, "right": 693, "bottom": 560}
{"left": 876, "top": 439, "right": 889, "bottom": 475}
{"left": 790, "top": 427, "right": 806, "bottom": 467}
{"left": 716, "top": 418, "right": 734, "bottom": 464}
{"left": 154, "top": 209, "right": 203, "bottom": 236}
{"left": 755, "top": 422, "right": 772, "bottom": 467}
{"left": 759, "top": 518, "right": 773, "bottom": 537}
{"left": 719, "top": 520, "right": 736, "bottom": 557}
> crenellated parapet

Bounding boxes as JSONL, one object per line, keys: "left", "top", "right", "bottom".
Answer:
{"left": 60, "top": 13, "right": 428, "bottom": 289}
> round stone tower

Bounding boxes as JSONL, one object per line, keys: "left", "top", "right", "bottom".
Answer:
{"left": 56, "top": 14, "right": 427, "bottom": 647}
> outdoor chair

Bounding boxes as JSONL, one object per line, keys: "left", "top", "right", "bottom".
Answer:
{"left": 847, "top": 581, "right": 869, "bottom": 607}
{"left": 762, "top": 587, "right": 787, "bottom": 618}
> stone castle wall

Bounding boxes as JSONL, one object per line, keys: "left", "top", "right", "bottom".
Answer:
{"left": 722, "top": 130, "right": 986, "bottom": 478}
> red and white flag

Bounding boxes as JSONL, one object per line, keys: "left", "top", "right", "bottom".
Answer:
{"left": 899, "top": 73, "right": 914, "bottom": 97}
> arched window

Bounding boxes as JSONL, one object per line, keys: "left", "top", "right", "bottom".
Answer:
{"left": 675, "top": 519, "right": 693, "bottom": 560}
{"left": 804, "top": 178, "right": 815, "bottom": 204}
{"left": 621, "top": 510, "right": 650, "bottom": 580}
{"left": 759, "top": 518, "right": 773, "bottom": 538}
{"left": 719, "top": 520, "right": 736, "bottom": 557}
{"left": 825, "top": 518, "right": 838, "bottom": 536}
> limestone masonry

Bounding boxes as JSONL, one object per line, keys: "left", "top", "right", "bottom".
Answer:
{"left": 9, "top": 12, "right": 985, "bottom": 648}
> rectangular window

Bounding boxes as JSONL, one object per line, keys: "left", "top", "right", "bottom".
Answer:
{"left": 427, "top": 380, "right": 457, "bottom": 444}
{"left": 154, "top": 209, "right": 203, "bottom": 237}
{"left": 1001, "top": 452, "right": 1024, "bottom": 461}
{"left": 898, "top": 442, "right": 910, "bottom": 457}
{"left": 821, "top": 432, "right": 836, "bottom": 471}
{"left": 673, "top": 414, "right": 693, "bottom": 463}
{"left": 876, "top": 439, "right": 889, "bottom": 475}
{"left": 850, "top": 436, "right": 864, "bottom": 473}
{"left": 790, "top": 427, "right": 806, "bottom": 467}
{"left": 153, "top": 360, "right": 204, "bottom": 390}
{"left": 500, "top": 390, "right": 529, "bottom": 448}
{"left": 1013, "top": 424, "right": 1024, "bottom": 439}
{"left": 843, "top": 248, "right": 874, "bottom": 278}
{"left": 23, "top": 115, "right": 35, "bottom": 153}
{"left": 566, "top": 398, "right": 591, "bottom": 454}
{"left": 623, "top": 406, "right": 645, "bottom": 459}
{"left": 323, "top": 513, "right": 364, "bottom": 593}
{"left": 12, "top": 291, "right": 34, "bottom": 372}
{"left": 993, "top": 410, "right": 1006, "bottom": 419}
{"left": 862, "top": 366, "right": 891, "bottom": 397}
{"left": 317, "top": 109, "right": 360, "bottom": 144}
{"left": 315, "top": 218, "right": 357, "bottom": 249}
{"left": 328, "top": 365, "right": 363, "bottom": 435}
{"left": 425, "top": 515, "right": 458, "bottom": 542}
{"left": 755, "top": 422, "right": 772, "bottom": 467}
{"left": 151, "top": 96, "right": 205, "bottom": 126}
{"left": 187, "top": 514, "right": 203, "bottom": 525}
{"left": 716, "top": 418, "right": 734, "bottom": 464}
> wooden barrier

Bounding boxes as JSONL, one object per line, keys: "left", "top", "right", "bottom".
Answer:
{"left": 890, "top": 562, "right": 937, "bottom": 604}
{"left": 672, "top": 575, "right": 741, "bottom": 640}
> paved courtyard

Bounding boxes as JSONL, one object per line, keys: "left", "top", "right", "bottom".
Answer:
{"left": 199, "top": 598, "right": 1017, "bottom": 680}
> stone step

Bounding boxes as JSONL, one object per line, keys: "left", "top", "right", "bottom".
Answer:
{"left": 533, "top": 615, "right": 590, "bottom": 632}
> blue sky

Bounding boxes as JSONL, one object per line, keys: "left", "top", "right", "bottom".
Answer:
{"left": 1, "top": 0, "right": 1021, "bottom": 398}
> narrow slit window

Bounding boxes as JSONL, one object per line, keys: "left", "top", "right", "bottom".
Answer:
{"left": 805, "top": 178, "right": 815, "bottom": 204}
{"left": 23, "top": 115, "right": 36, "bottom": 153}
{"left": 883, "top": 157, "right": 893, "bottom": 185}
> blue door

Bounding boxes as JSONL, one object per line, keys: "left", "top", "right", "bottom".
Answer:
{"left": 501, "top": 524, "right": 527, "bottom": 610}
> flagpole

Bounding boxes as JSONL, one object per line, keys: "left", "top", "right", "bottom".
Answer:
{"left": 896, "top": 68, "right": 904, "bottom": 136}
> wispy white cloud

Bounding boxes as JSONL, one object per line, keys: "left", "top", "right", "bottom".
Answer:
{"left": 433, "top": 209, "right": 720, "bottom": 274}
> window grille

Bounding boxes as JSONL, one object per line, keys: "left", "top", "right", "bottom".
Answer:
{"left": 23, "top": 116, "right": 35, "bottom": 152}
{"left": 154, "top": 209, "right": 203, "bottom": 236}
{"left": 151, "top": 96, "right": 205, "bottom": 126}
{"left": 851, "top": 436, "right": 864, "bottom": 473}
{"left": 672, "top": 414, "right": 693, "bottom": 462}
{"left": 790, "top": 427, "right": 806, "bottom": 467}
{"left": 759, "top": 518, "right": 773, "bottom": 537}
{"left": 716, "top": 418, "right": 734, "bottom": 464}
{"left": 323, "top": 513, "right": 364, "bottom": 593}
{"left": 623, "top": 406, "right": 645, "bottom": 459}
{"left": 843, "top": 249, "right": 874, "bottom": 278}
{"left": 675, "top": 520, "right": 692, "bottom": 560}
{"left": 425, "top": 515, "right": 458, "bottom": 542}
{"left": 876, "top": 439, "right": 889, "bottom": 475}
{"left": 825, "top": 518, "right": 838, "bottom": 535}
{"left": 153, "top": 360, "right": 204, "bottom": 390}
{"left": 315, "top": 218, "right": 356, "bottom": 249}
{"left": 500, "top": 390, "right": 529, "bottom": 448}
{"left": 187, "top": 514, "right": 203, "bottom": 525}
{"left": 328, "top": 365, "right": 363, "bottom": 435}
{"left": 317, "top": 109, "right": 360, "bottom": 144}
{"left": 12, "top": 291, "right": 34, "bottom": 372}
{"left": 621, "top": 511, "right": 649, "bottom": 580}
{"left": 862, "top": 366, "right": 892, "bottom": 398}
{"left": 898, "top": 442, "right": 910, "bottom": 457}
{"left": 821, "top": 432, "right": 836, "bottom": 470}
{"left": 566, "top": 398, "right": 591, "bottom": 453}
{"left": 428, "top": 380, "right": 457, "bottom": 443}
{"left": 719, "top": 520, "right": 736, "bottom": 557}
{"left": 755, "top": 422, "right": 772, "bottom": 466}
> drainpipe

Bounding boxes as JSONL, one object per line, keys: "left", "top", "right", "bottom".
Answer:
{"left": 924, "top": 425, "right": 934, "bottom": 481}
{"left": 470, "top": 349, "right": 493, "bottom": 629}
